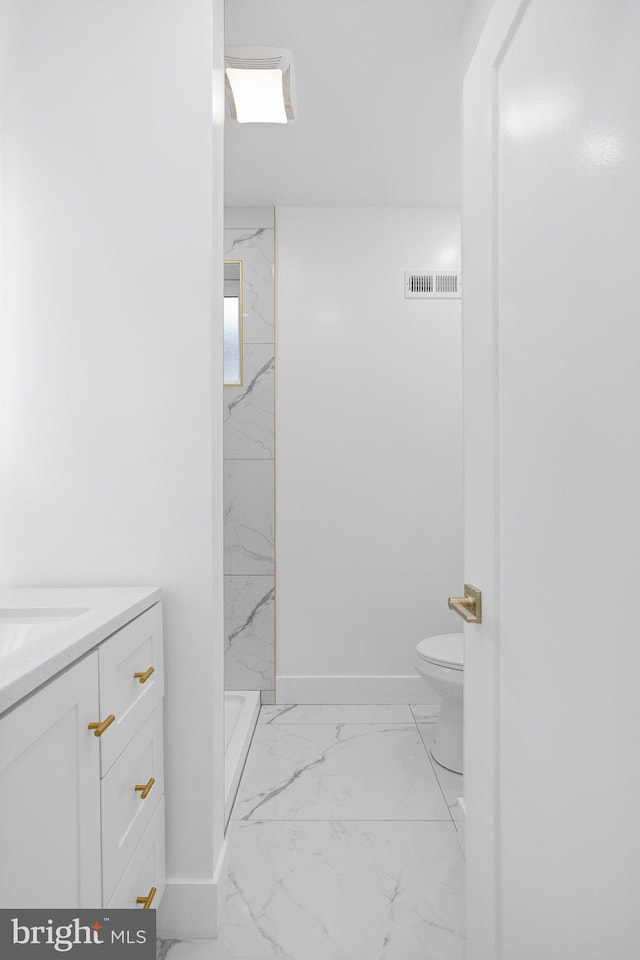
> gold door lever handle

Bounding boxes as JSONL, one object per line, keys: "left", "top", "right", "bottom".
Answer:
{"left": 87, "top": 714, "right": 116, "bottom": 737}
{"left": 133, "top": 666, "right": 155, "bottom": 684}
{"left": 136, "top": 886, "right": 156, "bottom": 909}
{"left": 134, "top": 777, "right": 156, "bottom": 799}
{"left": 448, "top": 584, "right": 482, "bottom": 623}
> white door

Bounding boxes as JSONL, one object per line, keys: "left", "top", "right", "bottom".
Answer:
{"left": 0, "top": 654, "right": 102, "bottom": 907}
{"left": 463, "top": 2, "right": 640, "bottom": 958}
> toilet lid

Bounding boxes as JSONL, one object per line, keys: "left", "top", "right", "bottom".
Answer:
{"left": 416, "top": 633, "right": 464, "bottom": 670}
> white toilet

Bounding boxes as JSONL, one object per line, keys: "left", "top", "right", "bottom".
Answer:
{"left": 415, "top": 632, "right": 464, "bottom": 774}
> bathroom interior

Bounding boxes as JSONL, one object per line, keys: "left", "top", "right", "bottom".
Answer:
{"left": 1, "top": 0, "right": 638, "bottom": 958}
{"left": 221, "top": 2, "right": 470, "bottom": 950}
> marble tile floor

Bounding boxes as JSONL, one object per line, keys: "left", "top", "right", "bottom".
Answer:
{"left": 158, "top": 704, "right": 465, "bottom": 960}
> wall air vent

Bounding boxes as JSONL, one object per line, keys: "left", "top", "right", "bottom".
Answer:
{"left": 405, "top": 271, "right": 461, "bottom": 299}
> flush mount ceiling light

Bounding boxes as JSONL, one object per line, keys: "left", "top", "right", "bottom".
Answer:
{"left": 225, "top": 47, "right": 297, "bottom": 124}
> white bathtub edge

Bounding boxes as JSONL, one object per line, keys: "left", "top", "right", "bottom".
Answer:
{"left": 457, "top": 796, "right": 466, "bottom": 859}
{"left": 225, "top": 690, "right": 261, "bottom": 820}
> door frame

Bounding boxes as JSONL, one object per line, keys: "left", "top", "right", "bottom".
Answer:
{"left": 462, "top": 2, "right": 531, "bottom": 958}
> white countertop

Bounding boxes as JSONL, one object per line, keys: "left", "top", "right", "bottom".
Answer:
{"left": 0, "top": 586, "right": 162, "bottom": 713}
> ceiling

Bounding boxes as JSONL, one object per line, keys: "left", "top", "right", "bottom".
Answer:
{"left": 224, "top": 0, "right": 473, "bottom": 207}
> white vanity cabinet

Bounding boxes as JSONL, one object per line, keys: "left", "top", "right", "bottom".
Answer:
{"left": 0, "top": 600, "right": 165, "bottom": 911}
{"left": 0, "top": 652, "right": 102, "bottom": 907}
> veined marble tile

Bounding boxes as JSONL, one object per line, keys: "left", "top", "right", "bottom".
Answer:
{"left": 224, "top": 576, "right": 274, "bottom": 692}
{"left": 417, "top": 723, "right": 464, "bottom": 822}
{"left": 224, "top": 344, "right": 274, "bottom": 460}
{"left": 411, "top": 703, "right": 441, "bottom": 722}
{"left": 156, "top": 942, "right": 213, "bottom": 960}
{"left": 224, "top": 228, "right": 274, "bottom": 344}
{"left": 224, "top": 460, "right": 274, "bottom": 574}
{"left": 157, "top": 942, "right": 185, "bottom": 960}
{"left": 232, "top": 722, "right": 451, "bottom": 821}
{"left": 259, "top": 704, "right": 414, "bottom": 724}
{"left": 159, "top": 819, "right": 464, "bottom": 960}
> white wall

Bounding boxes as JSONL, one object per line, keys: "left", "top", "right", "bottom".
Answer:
{"left": 0, "top": 0, "right": 225, "bottom": 937}
{"left": 459, "top": 0, "right": 496, "bottom": 75}
{"left": 276, "top": 207, "right": 463, "bottom": 703}
{"left": 225, "top": 0, "right": 470, "bottom": 206}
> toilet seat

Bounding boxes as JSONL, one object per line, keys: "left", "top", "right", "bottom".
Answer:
{"left": 416, "top": 633, "right": 464, "bottom": 670}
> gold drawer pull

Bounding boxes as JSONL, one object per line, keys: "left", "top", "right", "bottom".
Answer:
{"left": 136, "top": 886, "right": 156, "bottom": 910}
{"left": 133, "top": 666, "right": 155, "bottom": 684}
{"left": 134, "top": 777, "right": 156, "bottom": 799}
{"left": 87, "top": 714, "right": 116, "bottom": 737}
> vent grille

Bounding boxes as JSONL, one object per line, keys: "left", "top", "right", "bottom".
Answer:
{"left": 405, "top": 271, "right": 461, "bottom": 299}
{"left": 225, "top": 56, "right": 284, "bottom": 69}
{"left": 435, "top": 273, "right": 458, "bottom": 294}
{"left": 408, "top": 274, "right": 433, "bottom": 295}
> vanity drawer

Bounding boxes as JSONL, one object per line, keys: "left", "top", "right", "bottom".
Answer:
{"left": 101, "top": 701, "right": 164, "bottom": 903}
{"left": 107, "top": 797, "right": 165, "bottom": 910}
{"left": 98, "top": 603, "right": 163, "bottom": 774}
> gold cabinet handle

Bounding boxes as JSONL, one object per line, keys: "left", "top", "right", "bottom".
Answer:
{"left": 136, "top": 886, "right": 156, "bottom": 909}
{"left": 87, "top": 714, "right": 116, "bottom": 737}
{"left": 133, "top": 666, "right": 155, "bottom": 684}
{"left": 134, "top": 777, "right": 156, "bottom": 799}
{"left": 448, "top": 584, "right": 482, "bottom": 624}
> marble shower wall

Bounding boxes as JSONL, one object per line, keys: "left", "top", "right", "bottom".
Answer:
{"left": 223, "top": 223, "right": 275, "bottom": 698}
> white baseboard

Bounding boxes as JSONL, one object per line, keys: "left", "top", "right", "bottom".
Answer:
{"left": 157, "top": 840, "right": 228, "bottom": 939}
{"left": 275, "top": 674, "right": 438, "bottom": 705}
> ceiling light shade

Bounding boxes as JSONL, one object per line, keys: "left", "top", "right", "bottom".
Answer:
{"left": 225, "top": 47, "right": 296, "bottom": 124}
